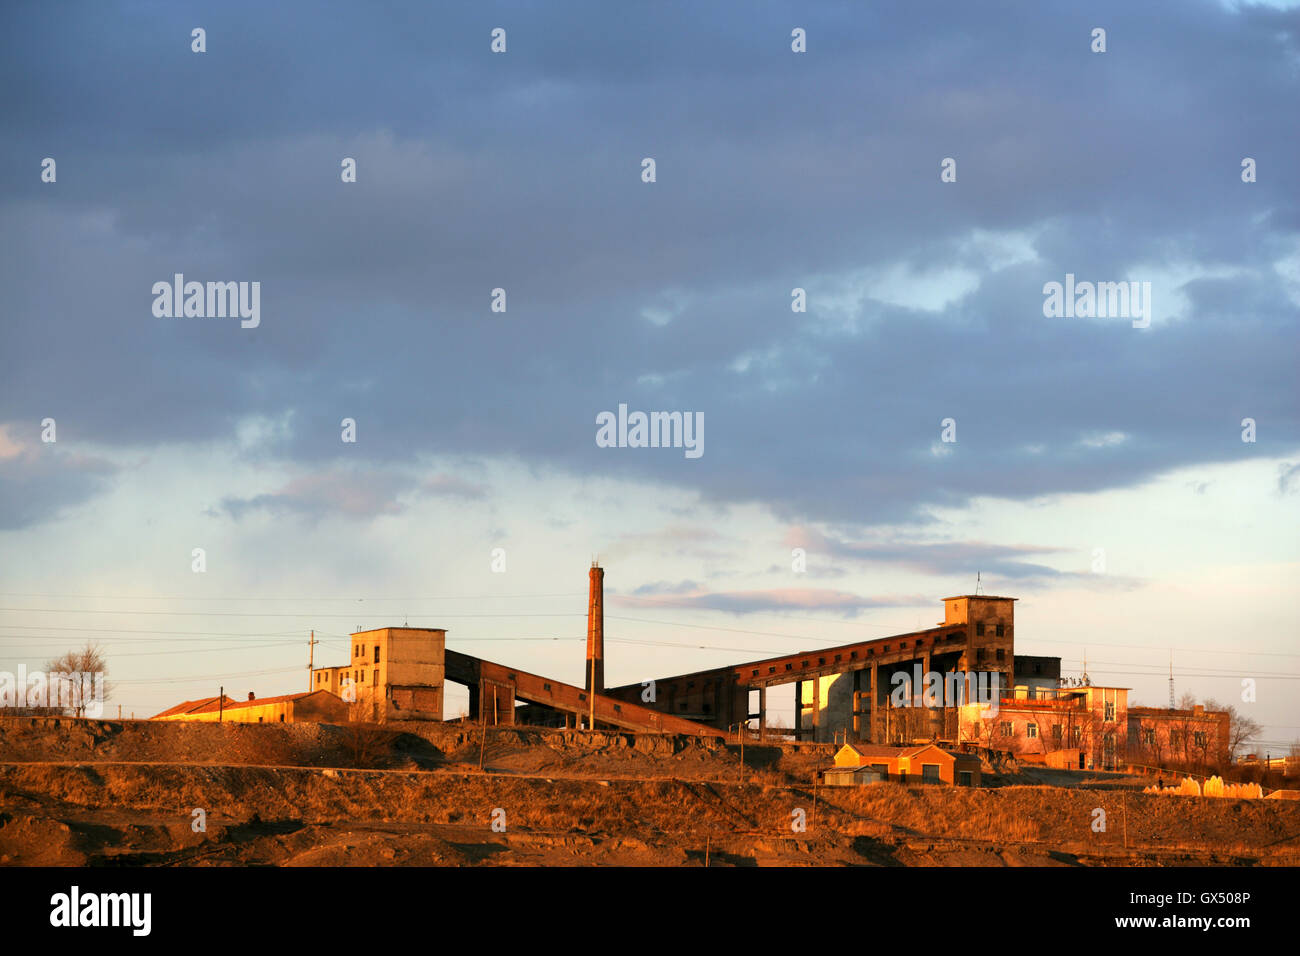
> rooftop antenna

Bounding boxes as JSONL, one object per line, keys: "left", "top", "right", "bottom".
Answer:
{"left": 975, "top": 571, "right": 982, "bottom": 595}
{"left": 1082, "top": 648, "right": 1090, "bottom": 686}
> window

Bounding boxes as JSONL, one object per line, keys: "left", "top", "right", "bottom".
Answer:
{"left": 1141, "top": 728, "right": 1155, "bottom": 746}
{"left": 1071, "top": 727, "right": 1082, "bottom": 747}
{"left": 279, "top": 714, "right": 285, "bottom": 722}
{"left": 972, "top": 721, "right": 981, "bottom": 738}
{"left": 976, "top": 623, "right": 985, "bottom": 636}
{"left": 373, "top": 646, "right": 380, "bottom": 664}
{"left": 995, "top": 648, "right": 1005, "bottom": 661}
{"left": 996, "top": 624, "right": 1005, "bottom": 637}
{"left": 976, "top": 649, "right": 987, "bottom": 662}
{"left": 999, "top": 721, "right": 1012, "bottom": 737}
{"left": 1194, "top": 731, "right": 1206, "bottom": 748}
{"left": 1027, "top": 722, "right": 1038, "bottom": 739}
{"left": 258, "top": 717, "right": 264, "bottom": 723}
{"left": 373, "top": 670, "right": 378, "bottom": 684}
{"left": 1104, "top": 701, "right": 1115, "bottom": 722}
{"left": 959, "top": 771, "right": 973, "bottom": 787}
{"left": 870, "top": 763, "right": 888, "bottom": 780}
{"left": 921, "top": 764, "right": 940, "bottom": 783}
{"left": 1052, "top": 724, "right": 1062, "bottom": 742}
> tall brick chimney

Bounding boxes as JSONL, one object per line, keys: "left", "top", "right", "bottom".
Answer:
{"left": 586, "top": 562, "right": 604, "bottom": 693}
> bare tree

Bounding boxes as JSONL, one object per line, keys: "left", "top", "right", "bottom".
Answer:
{"left": 1203, "top": 698, "right": 1260, "bottom": 763}
{"left": 341, "top": 699, "right": 397, "bottom": 768}
{"left": 41, "top": 643, "right": 111, "bottom": 717}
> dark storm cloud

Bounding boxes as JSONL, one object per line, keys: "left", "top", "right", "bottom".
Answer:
{"left": 1, "top": 1, "right": 1296, "bottom": 529}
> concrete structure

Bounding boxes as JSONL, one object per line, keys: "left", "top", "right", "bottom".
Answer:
{"left": 606, "top": 595, "right": 1017, "bottom": 744}
{"left": 302, "top": 572, "right": 723, "bottom": 736}
{"left": 445, "top": 648, "right": 723, "bottom": 736}
{"left": 960, "top": 684, "right": 1129, "bottom": 770}
{"left": 831, "top": 742, "right": 981, "bottom": 786}
{"left": 959, "top": 685, "right": 1231, "bottom": 770}
{"left": 313, "top": 627, "right": 446, "bottom": 722}
{"left": 152, "top": 690, "right": 347, "bottom": 724}
{"left": 1128, "top": 703, "right": 1230, "bottom": 767}
{"left": 1012, "top": 655, "right": 1061, "bottom": 697}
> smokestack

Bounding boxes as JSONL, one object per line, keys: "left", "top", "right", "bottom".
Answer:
{"left": 586, "top": 561, "right": 604, "bottom": 693}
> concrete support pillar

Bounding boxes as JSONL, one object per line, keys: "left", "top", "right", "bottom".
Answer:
{"left": 921, "top": 649, "right": 933, "bottom": 739}
{"left": 870, "top": 662, "right": 879, "bottom": 743}
{"left": 810, "top": 676, "right": 820, "bottom": 743}
{"left": 852, "top": 670, "right": 862, "bottom": 740}
{"left": 793, "top": 679, "right": 802, "bottom": 739}
{"left": 758, "top": 685, "right": 767, "bottom": 741}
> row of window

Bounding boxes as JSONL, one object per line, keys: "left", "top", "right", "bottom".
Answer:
{"left": 355, "top": 644, "right": 381, "bottom": 664}
{"left": 974, "top": 623, "right": 1009, "bottom": 637}
{"left": 315, "top": 669, "right": 379, "bottom": 686}
{"left": 982, "top": 721, "right": 1083, "bottom": 745}
{"left": 979, "top": 721, "right": 1207, "bottom": 749}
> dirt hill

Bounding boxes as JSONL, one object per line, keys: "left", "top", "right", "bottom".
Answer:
{"left": 2, "top": 717, "right": 1297, "bottom": 866}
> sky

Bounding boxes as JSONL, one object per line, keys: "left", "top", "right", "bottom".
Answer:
{"left": 0, "top": 1, "right": 1297, "bottom": 752}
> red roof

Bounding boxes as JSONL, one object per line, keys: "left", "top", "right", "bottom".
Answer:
{"left": 151, "top": 695, "right": 235, "bottom": 719}
{"left": 186, "top": 691, "right": 321, "bottom": 714}
{"left": 152, "top": 691, "right": 329, "bottom": 719}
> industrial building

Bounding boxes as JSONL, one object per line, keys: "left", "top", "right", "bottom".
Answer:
{"left": 605, "top": 592, "right": 1021, "bottom": 743}
{"left": 150, "top": 562, "right": 1232, "bottom": 773}
{"left": 312, "top": 626, "right": 447, "bottom": 722}
{"left": 829, "top": 742, "right": 982, "bottom": 786}
{"left": 152, "top": 690, "right": 347, "bottom": 724}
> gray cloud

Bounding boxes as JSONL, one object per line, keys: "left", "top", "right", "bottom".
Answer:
{"left": 609, "top": 586, "right": 928, "bottom": 617}
{"left": 1, "top": 1, "right": 1296, "bottom": 530}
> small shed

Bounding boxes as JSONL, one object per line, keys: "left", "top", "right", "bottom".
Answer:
{"left": 823, "top": 765, "right": 886, "bottom": 787}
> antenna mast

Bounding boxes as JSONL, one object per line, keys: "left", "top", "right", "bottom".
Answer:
{"left": 1168, "top": 651, "right": 1174, "bottom": 709}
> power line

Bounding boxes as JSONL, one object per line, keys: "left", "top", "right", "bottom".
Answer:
{"left": 0, "top": 624, "right": 309, "bottom": 638}
{"left": 0, "top": 607, "right": 581, "bottom": 619}
{"left": 115, "top": 665, "right": 300, "bottom": 685}
{"left": 0, "top": 591, "right": 576, "bottom": 601}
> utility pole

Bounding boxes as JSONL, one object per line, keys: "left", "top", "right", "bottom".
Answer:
{"left": 307, "top": 630, "right": 318, "bottom": 693}
{"left": 219, "top": 686, "right": 224, "bottom": 723}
